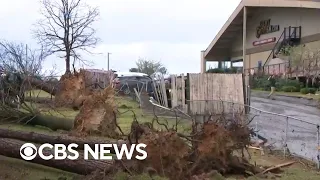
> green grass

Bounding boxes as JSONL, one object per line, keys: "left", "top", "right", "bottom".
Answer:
{"left": 227, "top": 150, "right": 320, "bottom": 180}
{"left": 116, "top": 96, "right": 191, "bottom": 134}
{"left": 9, "top": 90, "right": 319, "bottom": 179}
{"left": 25, "top": 90, "right": 53, "bottom": 98}
{"left": 0, "top": 90, "right": 191, "bottom": 180}
{"left": 0, "top": 155, "right": 81, "bottom": 180}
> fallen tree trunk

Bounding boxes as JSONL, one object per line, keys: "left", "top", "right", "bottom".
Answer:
{"left": 0, "top": 138, "right": 115, "bottom": 175}
{"left": 25, "top": 76, "right": 57, "bottom": 96}
{"left": 0, "top": 128, "right": 126, "bottom": 153}
{"left": 0, "top": 111, "right": 74, "bottom": 131}
{"left": 20, "top": 114, "right": 74, "bottom": 131}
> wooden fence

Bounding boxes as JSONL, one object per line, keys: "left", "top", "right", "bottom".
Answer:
{"left": 170, "top": 74, "right": 187, "bottom": 112}
{"left": 170, "top": 73, "right": 245, "bottom": 116}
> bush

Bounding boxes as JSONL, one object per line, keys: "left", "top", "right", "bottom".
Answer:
{"left": 207, "top": 68, "right": 224, "bottom": 73}
{"left": 252, "top": 76, "right": 303, "bottom": 92}
{"left": 282, "top": 86, "right": 297, "bottom": 92}
{"left": 300, "top": 88, "right": 317, "bottom": 94}
{"left": 206, "top": 67, "right": 238, "bottom": 74}
{"left": 252, "top": 76, "right": 270, "bottom": 91}
{"left": 276, "top": 79, "right": 302, "bottom": 91}
{"left": 309, "top": 88, "right": 317, "bottom": 94}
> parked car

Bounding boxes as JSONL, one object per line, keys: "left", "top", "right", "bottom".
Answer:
{"left": 113, "top": 75, "right": 154, "bottom": 96}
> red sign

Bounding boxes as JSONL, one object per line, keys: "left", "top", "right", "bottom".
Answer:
{"left": 253, "top": 37, "right": 276, "bottom": 46}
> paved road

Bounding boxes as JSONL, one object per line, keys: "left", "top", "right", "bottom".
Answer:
{"left": 250, "top": 93, "right": 320, "bottom": 162}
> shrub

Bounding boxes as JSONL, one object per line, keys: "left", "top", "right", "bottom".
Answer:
{"left": 300, "top": 88, "right": 317, "bottom": 94}
{"left": 309, "top": 88, "right": 317, "bottom": 94}
{"left": 300, "top": 88, "right": 309, "bottom": 94}
{"left": 282, "top": 86, "right": 297, "bottom": 92}
{"left": 207, "top": 68, "right": 224, "bottom": 73}
{"left": 276, "top": 79, "right": 302, "bottom": 91}
{"left": 252, "top": 76, "right": 270, "bottom": 91}
{"left": 206, "top": 67, "right": 238, "bottom": 74}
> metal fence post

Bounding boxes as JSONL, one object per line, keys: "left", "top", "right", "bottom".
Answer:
{"left": 317, "top": 125, "right": 320, "bottom": 170}
{"left": 255, "top": 111, "right": 261, "bottom": 140}
{"left": 284, "top": 117, "right": 289, "bottom": 158}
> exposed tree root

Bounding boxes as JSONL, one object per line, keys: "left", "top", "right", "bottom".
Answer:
{"left": 73, "top": 86, "right": 120, "bottom": 138}
{"left": 54, "top": 69, "right": 87, "bottom": 107}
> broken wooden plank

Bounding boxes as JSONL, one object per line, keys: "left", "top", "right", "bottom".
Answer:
{"left": 260, "top": 161, "right": 295, "bottom": 174}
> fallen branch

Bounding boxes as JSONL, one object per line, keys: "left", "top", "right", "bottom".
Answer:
{"left": 0, "top": 138, "right": 115, "bottom": 175}
{"left": 260, "top": 161, "right": 295, "bottom": 174}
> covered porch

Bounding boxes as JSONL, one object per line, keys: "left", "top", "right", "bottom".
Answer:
{"left": 201, "top": 0, "right": 320, "bottom": 74}
{"left": 200, "top": 5, "right": 251, "bottom": 73}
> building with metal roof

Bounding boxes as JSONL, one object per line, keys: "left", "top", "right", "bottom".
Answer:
{"left": 201, "top": 0, "right": 320, "bottom": 78}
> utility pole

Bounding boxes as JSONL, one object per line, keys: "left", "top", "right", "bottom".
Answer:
{"left": 107, "top": 52, "right": 111, "bottom": 71}
{"left": 25, "top": 44, "right": 28, "bottom": 74}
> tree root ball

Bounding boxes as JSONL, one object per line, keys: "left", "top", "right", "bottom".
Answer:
{"left": 191, "top": 122, "right": 254, "bottom": 175}
{"left": 73, "top": 86, "right": 119, "bottom": 138}
{"left": 136, "top": 131, "right": 190, "bottom": 180}
{"left": 54, "top": 70, "right": 86, "bottom": 107}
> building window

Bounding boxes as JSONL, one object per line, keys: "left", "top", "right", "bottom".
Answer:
{"left": 258, "top": 61, "right": 262, "bottom": 70}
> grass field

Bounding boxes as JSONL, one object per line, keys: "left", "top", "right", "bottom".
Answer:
{"left": 0, "top": 90, "right": 319, "bottom": 179}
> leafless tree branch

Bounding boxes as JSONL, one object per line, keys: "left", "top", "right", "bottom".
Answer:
{"left": 33, "top": 0, "right": 100, "bottom": 74}
{"left": 0, "top": 40, "right": 48, "bottom": 76}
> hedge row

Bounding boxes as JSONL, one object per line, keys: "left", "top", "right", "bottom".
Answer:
{"left": 252, "top": 76, "right": 319, "bottom": 94}
{"left": 252, "top": 76, "right": 303, "bottom": 92}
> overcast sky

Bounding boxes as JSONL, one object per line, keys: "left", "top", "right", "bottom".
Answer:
{"left": 0, "top": 0, "right": 241, "bottom": 76}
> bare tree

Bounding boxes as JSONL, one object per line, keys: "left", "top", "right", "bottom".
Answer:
{"left": 34, "top": 0, "right": 100, "bottom": 75}
{"left": 0, "top": 40, "right": 50, "bottom": 104}
{"left": 0, "top": 40, "right": 48, "bottom": 76}
{"left": 280, "top": 44, "right": 320, "bottom": 87}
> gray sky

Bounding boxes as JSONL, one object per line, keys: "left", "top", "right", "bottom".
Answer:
{"left": 0, "top": 0, "right": 241, "bottom": 75}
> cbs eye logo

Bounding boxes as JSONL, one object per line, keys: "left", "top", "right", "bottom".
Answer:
{"left": 20, "top": 143, "right": 37, "bottom": 160}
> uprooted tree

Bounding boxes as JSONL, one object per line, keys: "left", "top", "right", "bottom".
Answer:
{"left": 0, "top": 111, "right": 272, "bottom": 179}
{"left": 0, "top": 40, "right": 51, "bottom": 104}
{"left": 1, "top": 0, "right": 103, "bottom": 109}
{"left": 24, "top": 0, "right": 104, "bottom": 109}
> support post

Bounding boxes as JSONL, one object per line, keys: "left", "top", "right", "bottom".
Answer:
{"left": 243, "top": 6, "right": 249, "bottom": 111}
{"left": 317, "top": 125, "right": 320, "bottom": 170}
{"left": 284, "top": 117, "right": 289, "bottom": 158}
{"left": 200, "top": 50, "right": 206, "bottom": 73}
{"left": 242, "top": 7, "right": 247, "bottom": 76}
{"left": 218, "top": 61, "right": 222, "bottom": 69}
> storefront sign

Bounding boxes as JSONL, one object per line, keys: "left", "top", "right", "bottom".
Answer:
{"left": 252, "top": 37, "right": 276, "bottom": 46}
{"left": 256, "top": 19, "right": 280, "bottom": 38}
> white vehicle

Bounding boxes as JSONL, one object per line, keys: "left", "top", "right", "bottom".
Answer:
{"left": 115, "top": 72, "right": 149, "bottom": 77}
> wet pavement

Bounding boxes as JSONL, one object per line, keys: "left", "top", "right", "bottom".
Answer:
{"left": 250, "top": 92, "right": 320, "bottom": 162}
